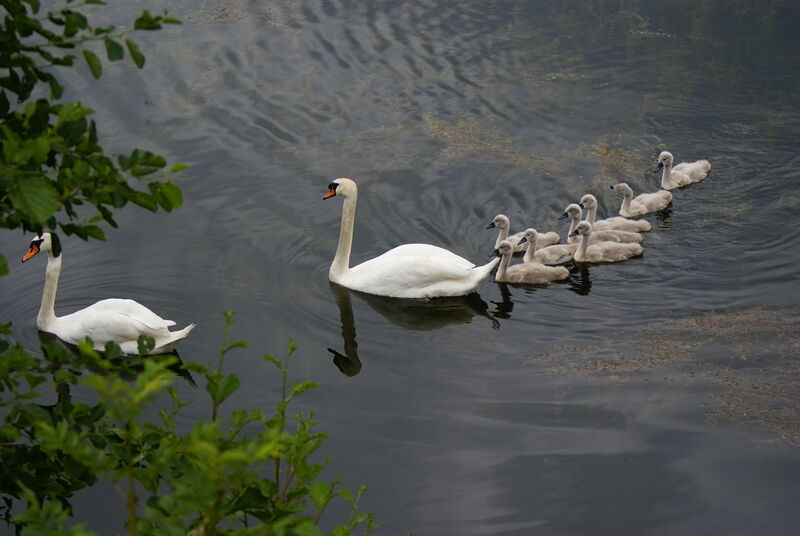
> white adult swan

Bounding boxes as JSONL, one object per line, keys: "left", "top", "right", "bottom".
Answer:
{"left": 655, "top": 151, "right": 711, "bottom": 190}
{"left": 569, "top": 221, "right": 643, "bottom": 262}
{"left": 323, "top": 178, "right": 499, "bottom": 298}
{"left": 519, "top": 229, "right": 576, "bottom": 265}
{"left": 579, "top": 194, "right": 652, "bottom": 232}
{"left": 611, "top": 183, "right": 673, "bottom": 217}
{"left": 561, "top": 203, "right": 643, "bottom": 244}
{"left": 22, "top": 232, "right": 195, "bottom": 354}
{"left": 487, "top": 213, "right": 558, "bottom": 253}
{"left": 493, "top": 240, "right": 569, "bottom": 284}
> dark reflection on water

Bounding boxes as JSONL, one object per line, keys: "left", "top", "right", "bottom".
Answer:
{"left": 327, "top": 281, "right": 499, "bottom": 376}
{"left": 2, "top": 0, "right": 800, "bottom": 534}
{"left": 567, "top": 263, "right": 592, "bottom": 296}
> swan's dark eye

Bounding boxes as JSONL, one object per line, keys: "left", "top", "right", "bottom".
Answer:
{"left": 31, "top": 239, "right": 43, "bottom": 247}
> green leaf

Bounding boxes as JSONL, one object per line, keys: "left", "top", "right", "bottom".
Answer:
{"left": 83, "top": 225, "right": 106, "bottom": 241}
{"left": 31, "top": 137, "right": 50, "bottom": 164}
{"left": 206, "top": 374, "right": 241, "bottom": 406}
{"left": 182, "top": 361, "right": 208, "bottom": 374}
{"left": 231, "top": 408, "right": 248, "bottom": 428}
{"left": 104, "top": 37, "right": 124, "bottom": 61}
{"left": 139, "top": 152, "right": 166, "bottom": 167}
{"left": 82, "top": 49, "right": 102, "bottom": 78}
{"left": 291, "top": 380, "right": 320, "bottom": 398}
{"left": 159, "top": 183, "right": 186, "bottom": 208}
{"left": 46, "top": 73, "right": 64, "bottom": 99}
{"left": 127, "top": 190, "right": 158, "bottom": 211}
{"left": 125, "top": 39, "right": 145, "bottom": 68}
{"left": 8, "top": 176, "right": 60, "bottom": 225}
{"left": 137, "top": 335, "right": 155, "bottom": 355}
{"left": 308, "top": 481, "right": 332, "bottom": 510}
{"left": 291, "top": 520, "right": 324, "bottom": 536}
{"left": 170, "top": 162, "right": 188, "bottom": 172}
{"left": 0, "top": 254, "right": 7, "bottom": 276}
{"left": 57, "top": 102, "right": 95, "bottom": 125}
{"left": 64, "top": 11, "right": 88, "bottom": 37}
{"left": 134, "top": 10, "right": 161, "bottom": 30}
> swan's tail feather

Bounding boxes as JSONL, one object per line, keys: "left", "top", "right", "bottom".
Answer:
{"left": 473, "top": 256, "right": 500, "bottom": 279}
{"left": 151, "top": 323, "right": 196, "bottom": 354}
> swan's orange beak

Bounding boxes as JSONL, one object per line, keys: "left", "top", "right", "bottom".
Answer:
{"left": 22, "top": 243, "right": 40, "bottom": 262}
{"left": 323, "top": 184, "right": 337, "bottom": 199}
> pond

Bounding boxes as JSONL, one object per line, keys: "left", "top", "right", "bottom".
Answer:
{"left": 1, "top": 1, "right": 799, "bottom": 534}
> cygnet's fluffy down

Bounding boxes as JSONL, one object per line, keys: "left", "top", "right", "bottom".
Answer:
{"left": 494, "top": 240, "right": 570, "bottom": 284}
{"left": 520, "top": 228, "right": 576, "bottom": 265}
{"left": 579, "top": 194, "right": 652, "bottom": 232}
{"left": 488, "top": 213, "right": 558, "bottom": 253}
{"left": 655, "top": 151, "right": 711, "bottom": 190}
{"left": 560, "top": 203, "right": 643, "bottom": 245}
{"left": 610, "top": 183, "right": 672, "bottom": 217}
{"left": 569, "top": 221, "right": 643, "bottom": 263}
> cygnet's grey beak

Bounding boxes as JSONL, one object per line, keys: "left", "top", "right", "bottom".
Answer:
{"left": 652, "top": 162, "right": 664, "bottom": 173}
{"left": 486, "top": 222, "right": 496, "bottom": 229}
{"left": 578, "top": 203, "right": 584, "bottom": 209}
{"left": 558, "top": 212, "right": 569, "bottom": 220}
{"left": 568, "top": 230, "right": 579, "bottom": 237}
{"left": 518, "top": 237, "right": 528, "bottom": 245}
{"left": 490, "top": 248, "right": 500, "bottom": 257}
{"left": 609, "top": 185, "right": 615, "bottom": 189}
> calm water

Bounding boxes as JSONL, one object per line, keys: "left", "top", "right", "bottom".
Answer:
{"left": 2, "top": 1, "right": 800, "bottom": 534}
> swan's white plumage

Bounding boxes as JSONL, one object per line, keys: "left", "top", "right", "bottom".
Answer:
{"left": 657, "top": 151, "right": 711, "bottom": 190}
{"left": 611, "top": 183, "right": 672, "bottom": 217}
{"left": 22, "top": 233, "right": 194, "bottom": 355}
{"left": 579, "top": 194, "right": 652, "bottom": 232}
{"left": 489, "top": 213, "right": 558, "bottom": 252}
{"left": 494, "top": 240, "right": 569, "bottom": 284}
{"left": 569, "top": 221, "right": 643, "bottom": 263}
{"left": 325, "top": 178, "right": 498, "bottom": 298}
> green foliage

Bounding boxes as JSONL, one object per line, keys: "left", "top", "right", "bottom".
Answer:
{"left": 0, "top": 0, "right": 185, "bottom": 242}
{"left": 0, "top": 314, "right": 379, "bottom": 535}
{"left": 0, "top": 3, "right": 384, "bottom": 534}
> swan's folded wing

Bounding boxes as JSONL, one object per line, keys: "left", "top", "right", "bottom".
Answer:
{"left": 348, "top": 253, "right": 476, "bottom": 293}
{"left": 82, "top": 299, "right": 174, "bottom": 330}
{"left": 58, "top": 299, "right": 174, "bottom": 344}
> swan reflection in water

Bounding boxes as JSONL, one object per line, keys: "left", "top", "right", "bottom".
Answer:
{"left": 36, "top": 330, "right": 197, "bottom": 387}
{"left": 327, "top": 282, "right": 499, "bottom": 376}
{"left": 567, "top": 262, "right": 592, "bottom": 296}
{"left": 490, "top": 260, "right": 592, "bottom": 315}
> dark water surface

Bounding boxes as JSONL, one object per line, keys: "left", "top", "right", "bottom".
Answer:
{"left": 2, "top": 1, "right": 800, "bottom": 534}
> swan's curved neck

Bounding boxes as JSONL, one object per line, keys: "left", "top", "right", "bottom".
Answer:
{"left": 620, "top": 192, "right": 632, "bottom": 214}
{"left": 330, "top": 193, "right": 357, "bottom": 280}
{"left": 660, "top": 163, "right": 672, "bottom": 188}
{"left": 577, "top": 232, "right": 591, "bottom": 259}
{"left": 38, "top": 252, "right": 61, "bottom": 330}
{"left": 586, "top": 205, "right": 597, "bottom": 225}
{"left": 496, "top": 252, "right": 512, "bottom": 280}
{"left": 568, "top": 213, "right": 580, "bottom": 243}
{"left": 496, "top": 226, "right": 509, "bottom": 244}
{"left": 523, "top": 235, "right": 539, "bottom": 263}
